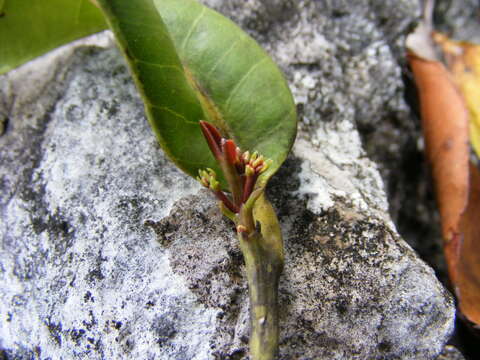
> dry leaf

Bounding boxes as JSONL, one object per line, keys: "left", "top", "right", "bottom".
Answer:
{"left": 406, "top": 11, "right": 480, "bottom": 327}
{"left": 457, "top": 163, "right": 480, "bottom": 326}
{"left": 406, "top": 52, "right": 470, "bottom": 282}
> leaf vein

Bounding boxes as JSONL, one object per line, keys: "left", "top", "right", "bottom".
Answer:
{"left": 147, "top": 104, "right": 197, "bottom": 125}
{"left": 180, "top": 7, "right": 207, "bottom": 52}
{"left": 205, "top": 36, "right": 245, "bottom": 80}
{"left": 224, "top": 58, "right": 268, "bottom": 109}
{"left": 134, "top": 58, "right": 183, "bottom": 72}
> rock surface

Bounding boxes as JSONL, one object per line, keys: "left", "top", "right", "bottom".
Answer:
{"left": 0, "top": 0, "right": 464, "bottom": 359}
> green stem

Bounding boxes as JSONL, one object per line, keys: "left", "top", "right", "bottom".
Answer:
{"left": 238, "top": 193, "right": 284, "bottom": 360}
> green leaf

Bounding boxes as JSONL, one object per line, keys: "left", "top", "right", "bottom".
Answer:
{"left": 97, "top": 0, "right": 297, "bottom": 185}
{"left": 0, "top": 0, "right": 107, "bottom": 75}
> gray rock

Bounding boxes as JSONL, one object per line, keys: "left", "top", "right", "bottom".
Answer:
{"left": 434, "top": 0, "right": 480, "bottom": 43}
{"left": 0, "top": 0, "right": 462, "bottom": 359}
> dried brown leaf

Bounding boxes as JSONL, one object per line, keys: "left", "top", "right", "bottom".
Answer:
{"left": 407, "top": 53, "right": 470, "bottom": 252}
{"left": 407, "top": 26, "right": 480, "bottom": 327}
{"left": 457, "top": 163, "right": 480, "bottom": 326}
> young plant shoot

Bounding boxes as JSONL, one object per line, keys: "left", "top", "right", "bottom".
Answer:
{"left": 198, "top": 121, "right": 283, "bottom": 359}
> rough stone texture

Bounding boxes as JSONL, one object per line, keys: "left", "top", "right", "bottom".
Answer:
{"left": 434, "top": 0, "right": 480, "bottom": 43}
{"left": 0, "top": 0, "right": 470, "bottom": 359}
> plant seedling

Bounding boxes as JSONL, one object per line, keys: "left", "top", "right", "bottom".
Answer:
{"left": 197, "top": 121, "right": 283, "bottom": 359}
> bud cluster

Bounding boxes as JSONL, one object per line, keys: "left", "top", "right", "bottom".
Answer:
{"left": 197, "top": 168, "right": 220, "bottom": 191}
{"left": 239, "top": 151, "right": 272, "bottom": 178}
{"left": 197, "top": 121, "right": 272, "bottom": 215}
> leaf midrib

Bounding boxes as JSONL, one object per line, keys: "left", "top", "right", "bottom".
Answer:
{"left": 183, "top": 64, "right": 233, "bottom": 139}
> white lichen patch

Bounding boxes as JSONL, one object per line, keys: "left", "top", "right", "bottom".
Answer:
{"left": 293, "top": 119, "right": 389, "bottom": 221}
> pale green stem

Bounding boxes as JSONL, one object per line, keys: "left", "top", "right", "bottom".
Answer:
{"left": 238, "top": 193, "right": 284, "bottom": 360}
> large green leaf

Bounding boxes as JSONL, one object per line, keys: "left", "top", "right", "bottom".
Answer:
{"left": 0, "top": 0, "right": 107, "bottom": 75}
{"left": 97, "top": 0, "right": 297, "bottom": 185}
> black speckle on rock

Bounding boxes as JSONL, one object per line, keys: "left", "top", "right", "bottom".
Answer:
{"left": 331, "top": 9, "right": 349, "bottom": 18}
{"left": 45, "top": 319, "right": 63, "bottom": 346}
{"left": 84, "top": 291, "right": 94, "bottom": 303}
{"left": 70, "top": 328, "right": 86, "bottom": 345}
{"left": 11, "top": 294, "right": 27, "bottom": 307}
{"left": 0, "top": 346, "right": 35, "bottom": 360}
{"left": 34, "top": 346, "right": 41, "bottom": 358}
{"left": 65, "top": 104, "right": 83, "bottom": 123}
{"left": 145, "top": 218, "right": 180, "bottom": 247}
{"left": 86, "top": 253, "right": 107, "bottom": 284}
{"left": 0, "top": 116, "right": 9, "bottom": 136}
{"left": 112, "top": 323, "right": 135, "bottom": 353}
{"left": 103, "top": 99, "right": 119, "bottom": 118}
{"left": 86, "top": 268, "right": 105, "bottom": 283}
{"left": 82, "top": 310, "right": 97, "bottom": 331}
{"left": 336, "top": 297, "right": 349, "bottom": 316}
{"left": 152, "top": 314, "right": 178, "bottom": 346}
{"left": 113, "top": 321, "right": 122, "bottom": 330}
{"left": 124, "top": 339, "right": 135, "bottom": 351}
{"left": 13, "top": 257, "right": 36, "bottom": 281}
{"left": 113, "top": 195, "right": 153, "bottom": 235}
{"left": 378, "top": 340, "right": 392, "bottom": 352}
{"left": 111, "top": 64, "right": 128, "bottom": 77}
